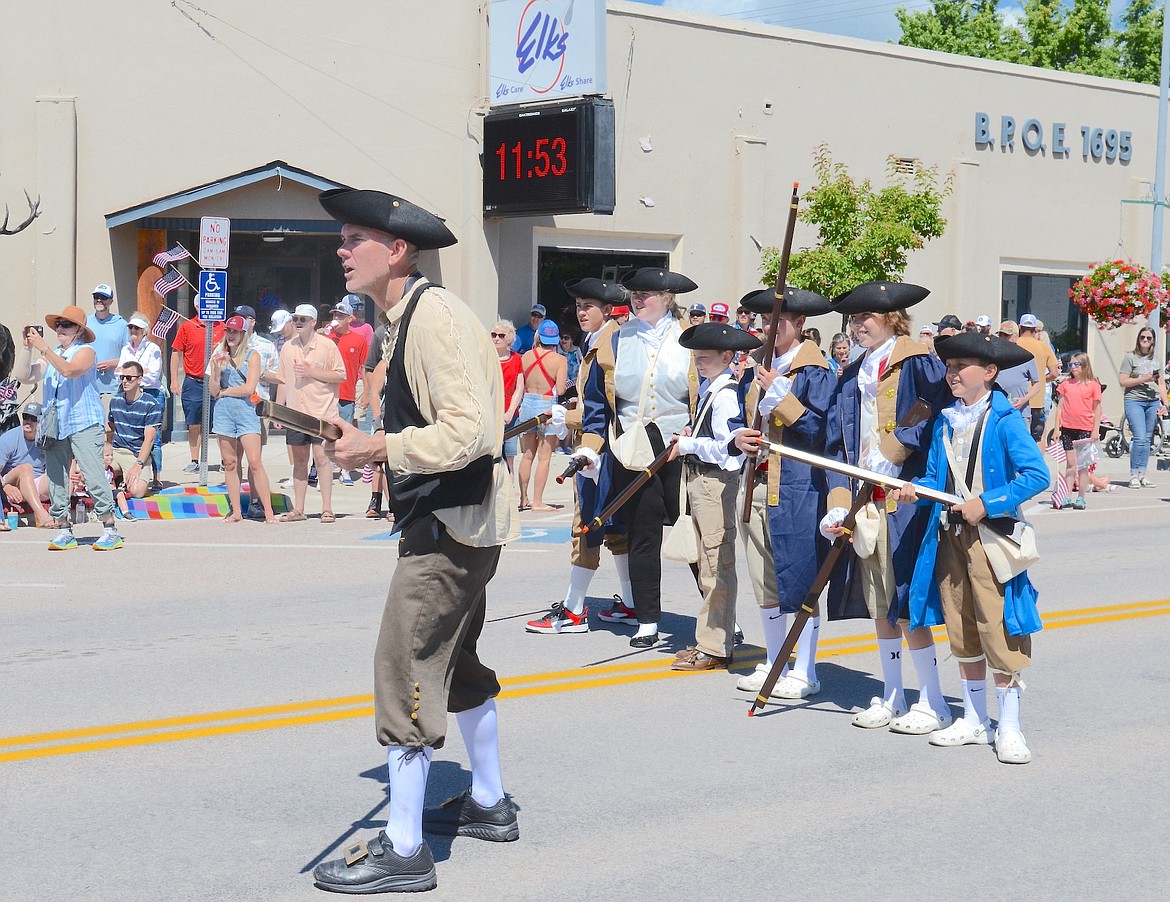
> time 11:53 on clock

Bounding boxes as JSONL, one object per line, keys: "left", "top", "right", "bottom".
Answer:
{"left": 496, "top": 137, "right": 569, "bottom": 180}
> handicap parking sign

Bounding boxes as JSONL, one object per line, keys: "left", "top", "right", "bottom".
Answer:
{"left": 197, "top": 270, "right": 227, "bottom": 322}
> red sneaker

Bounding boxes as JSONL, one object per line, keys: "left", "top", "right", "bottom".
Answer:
{"left": 597, "top": 597, "right": 636, "bottom": 624}
{"left": 525, "top": 603, "right": 589, "bottom": 634}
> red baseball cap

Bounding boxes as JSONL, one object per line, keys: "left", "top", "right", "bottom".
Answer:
{"left": 611, "top": 305, "right": 630, "bottom": 316}
{"left": 710, "top": 302, "right": 730, "bottom": 318}
{"left": 225, "top": 315, "right": 247, "bottom": 331}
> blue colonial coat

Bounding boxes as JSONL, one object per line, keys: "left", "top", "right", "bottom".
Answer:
{"left": 907, "top": 389, "right": 1049, "bottom": 636}
{"left": 746, "top": 341, "right": 836, "bottom": 613}
{"left": 824, "top": 336, "right": 950, "bottom": 622}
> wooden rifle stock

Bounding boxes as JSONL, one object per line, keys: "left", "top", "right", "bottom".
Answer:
{"left": 742, "top": 181, "right": 800, "bottom": 523}
{"left": 573, "top": 440, "right": 677, "bottom": 536}
{"left": 256, "top": 400, "right": 343, "bottom": 441}
{"left": 503, "top": 411, "right": 551, "bottom": 441}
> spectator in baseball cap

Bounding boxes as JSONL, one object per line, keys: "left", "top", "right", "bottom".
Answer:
{"left": 935, "top": 314, "right": 962, "bottom": 337}
{"left": 513, "top": 303, "right": 547, "bottom": 353}
{"left": 688, "top": 303, "right": 707, "bottom": 325}
{"left": 975, "top": 314, "right": 993, "bottom": 334}
{"left": 709, "top": 302, "right": 730, "bottom": 322}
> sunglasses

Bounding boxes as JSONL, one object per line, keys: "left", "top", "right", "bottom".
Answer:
{"left": 1139, "top": 335, "right": 1154, "bottom": 341}
{"left": 129, "top": 325, "right": 145, "bottom": 331}
{"left": 490, "top": 331, "right": 507, "bottom": 339}
{"left": 1069, "top": 361, "right": 1083, "bottom": 368}
{"left": 92, "top": 296, "right": 110, "bottom": 302}
{"left": 291, "top": 316, "right": 312, "bottom": 325}
{"left": 53, "top": 319, "right": 77, "bottom": 330}
{"left": 119, "top": 374, "right": 140, "bottom": 382}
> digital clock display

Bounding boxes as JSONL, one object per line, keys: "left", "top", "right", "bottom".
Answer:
{"left": 483, "top": 98, "right": 615, "bottom": 217}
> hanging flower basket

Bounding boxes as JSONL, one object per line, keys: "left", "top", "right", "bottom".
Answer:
{"left": 1070, "top": 259, "right": 1170, "bottom": 330}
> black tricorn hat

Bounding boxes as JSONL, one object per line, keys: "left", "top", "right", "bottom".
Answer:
{"left": 739, "top": 287, "right": 832, "bottom": 317}
{"left": 679, "top": 322, "right": 762, "bottom": 352}
{"left": 319, "top": 188, "right": 457, "bottom": 250}
{"left": 933, "top": 333, "right": 1034, "bottom": 369}
{"left": 564, "top": 277, "right": 626, "bottom": 304}
{"left": 831, "top": 281, "right": 930, "bottom": 314}
{"left": 621, "top": 267, "right": 698, "bottom": 294}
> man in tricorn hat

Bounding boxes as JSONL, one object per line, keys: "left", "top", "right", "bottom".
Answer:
{"left": 733, "top": 287, "right": 835, "bottom": 698}
{"left": 820, "top": 281, "right": 953, "bottom": 735}
{"left": 892, "top": 332, "right": 1048, "bottom": 763}
{"left": 527, "top": 276, "right": 632, "bottom": 635}
{"left": 668, "top": 321, "right": 759, "bottom": 671}
{"left": 315, "top": 188, "right": 518, "bottom": 894}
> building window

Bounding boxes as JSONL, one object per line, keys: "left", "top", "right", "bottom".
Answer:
{"left": 1001, "top": 272, "right": 1087, "bottom": 353}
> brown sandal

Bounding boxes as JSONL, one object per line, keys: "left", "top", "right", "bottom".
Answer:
{"left": 320, "top": 510, "right": 336, "bottom": 523}
{"left": 279, "top": 511, "right": 307, "bottom": 523}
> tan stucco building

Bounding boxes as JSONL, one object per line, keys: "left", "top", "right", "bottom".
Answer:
{"left": 2, "top": 1, "right": 1165, "bottom": 410}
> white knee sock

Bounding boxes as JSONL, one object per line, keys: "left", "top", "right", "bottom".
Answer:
{"left": 760, "top": 608, "right": 788, "bottom": 671}
{"left": 562, "top": 565, "right": 594, "bottom": 616}
{"left": 384, "top": 745, "right": 433, "bottom": 857}
{"left": 634, "top": 621, "right": 658, "bottom": 638}
{"left": 877, "top": 637, "right": 905, "bottom": 707}
{"left": 908, "top": 642, "right": 947, "bottom": 715}
{"left": 794, "top": 617, "right": 820, "bottom": 684}
{"left": 996, "top": 685, "right": 1023, "bottom": 734}
{"left": 612, "top": 553, "right": 633, "bottom": 607}
{"left": 961, "top": 677, "right": 988, "bottom": 724}
{"left": 455, "top": 699, "right": 505, "bottom": 808}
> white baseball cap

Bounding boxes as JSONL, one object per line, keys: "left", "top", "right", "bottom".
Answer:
{"left": 292, "top": 304, "right": 318, "bottom": 319}
{"left": 127, "top": 312, "right": 150, "bottom": 330}
{"left": 92, "top": 283, "right": 114, "bottom": 299}
{"left": 270, "top": 309, "right": 292, "bottom": 330}
{"left": 1019, "top": 313, "right": 1038, "bottom": 329}
{"left": 975, "top": 315, "right": 992, "bottom": 328}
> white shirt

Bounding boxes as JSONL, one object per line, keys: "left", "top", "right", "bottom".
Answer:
{"left": 613, "top": 317, "right": 690, "bottom": 439}
{"left": 757, "top": 344, "right": 800, "bottom": 418}
{"left": 858, "top": 336, "right": 898, "bottom": 476}
{"left": 118, "top": 339, "right": 164, "bottom": 391}
{"left": 247, "top": 333, "right": 279, "bottom": 401}
{"left": 677, "top": 371, "right": 744, "bottom": 471}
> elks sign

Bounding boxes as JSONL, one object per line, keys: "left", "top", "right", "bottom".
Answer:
{"left": 488, "top": 0, "right": 608, "bottom": 106}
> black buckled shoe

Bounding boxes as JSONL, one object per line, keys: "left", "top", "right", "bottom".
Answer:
{"left": 312, "top": 831, "right": 436, "bottom": 894}
{"left": 629, "top": 633, "right": 659, "bottom": 648}
{"left": 422, "top": 790, "right": 519, "bottom": 842}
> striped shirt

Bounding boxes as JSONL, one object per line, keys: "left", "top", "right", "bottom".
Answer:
{"left": 107, "top": 392, "right": 164, "bottom": 454}
{"left": 43, "top": 343, "right": 105, "bottom": 439}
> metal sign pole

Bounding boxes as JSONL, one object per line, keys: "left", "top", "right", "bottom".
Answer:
{"left": 200, "top": 322, "right": 211, "bottom": 487}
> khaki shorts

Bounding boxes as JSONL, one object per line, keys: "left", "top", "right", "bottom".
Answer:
{"left": 936, "top": 525, "right": 1032, "bottom": 673}
{"left": 569, "top": 492, "right": 628, "bottom": 569}
{"left": 110, "top": 446, "right": 143, "bottom": 476}
{"left": 856, "top": 507, "right": 897, "bottom": 620}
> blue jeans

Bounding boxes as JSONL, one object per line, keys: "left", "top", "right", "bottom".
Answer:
{"left": 1125, "top": 397, "right": 1160, "bottom": 474}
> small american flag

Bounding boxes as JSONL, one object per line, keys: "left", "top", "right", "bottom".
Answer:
{"left": 1045, "top": 440, "right": 1068, "bottom": 508}
{"left": 151, "top": 307, "right": 181, "bottom": 341}
{"left": 154, "top": 269, "right": 186, "bottom": 297}
{"left": 0, "top": 379, "right": 18, "bottom": 402}
{"left": 152, "top": 244, "right": 192, "bottom": 267}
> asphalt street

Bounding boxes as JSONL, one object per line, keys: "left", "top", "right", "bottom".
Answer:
{"left": 2, "top": 443, "right": 1168, "bottom": 900}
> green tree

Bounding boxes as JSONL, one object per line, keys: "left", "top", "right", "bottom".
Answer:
{"left": 897, "top": 0, "right": 1161, "bottom": 85}
{"left": 759, "top": 145, "right": 953, "bottom": 300}
{"left": 1117, "top": 0, "right": 1164, "bottom": 84}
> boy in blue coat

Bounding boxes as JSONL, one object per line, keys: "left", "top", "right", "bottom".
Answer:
{"left": 892, "top": 332, "right": 1049, "bottom": 764}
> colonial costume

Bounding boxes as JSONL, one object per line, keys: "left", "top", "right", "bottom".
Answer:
{"left": 576, "top": 267, "right": 699, "bottom": 647}
{"left": 822, "top": 281, "right": 953, "bottom": 733}
{"left": 735, "top": 287, "right": 835, "bottom": 698}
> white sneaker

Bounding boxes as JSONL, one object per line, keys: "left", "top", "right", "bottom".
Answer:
{"left": 771, "top": 674, "right": 821, "bottom": 699}
{"left": 1140, "top": 477, "right": 1156, "bottom": 488}
{"left": 995, "top": 728, "right": 1033, "bottom": 764}
{"left": 1129, "top": 477, "right": 1142, "bottom": 489}
{"left": 852, "top": 696, "right": 907, "bottom": 729}
{"left": 736, "top": 663, "right": 791, "bottom": 697}
{"left": 889, "top": 701, "right": 953, "bottom": 735}
{"left": 929, "top": 718, "right": 993, "bottom": 747}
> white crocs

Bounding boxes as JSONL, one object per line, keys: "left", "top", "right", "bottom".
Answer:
{"left": 736, "top": 663, "right": 790, "bottom": 696}
{"left": 929, "top": 718, "right": 993, "bottom": 747}
{"left": 771, "top": 674, "right": 821, "bottom": 700}
{"left": 889, "top": 701, "right": 953, "bottom": 735}
{"left": 851, "top": 696, "right": 907, "bottom": 729}
{"left": 995, "top": 728, "right": 1032, "bottom": 764}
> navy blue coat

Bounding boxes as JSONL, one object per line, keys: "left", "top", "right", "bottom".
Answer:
{"left": 824, "top": 337, "right": 950, "bottom": 622}
{"left": 751, "top": 347, "right": 836, "bottom": 613}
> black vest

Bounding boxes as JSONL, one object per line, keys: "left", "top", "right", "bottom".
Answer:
{"left": 382, "top": 280, "right": 494, "bottom": 531}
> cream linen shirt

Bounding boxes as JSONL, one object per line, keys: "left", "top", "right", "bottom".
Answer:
{"left": 381, "top": 280, "right": 517, "bottom": 547}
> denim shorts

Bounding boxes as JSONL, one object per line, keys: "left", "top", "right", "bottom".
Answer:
{"left": 518, "top": 393, "right": 556, "bottom": 436}
{"left": 503, "top": 413, "right": 519, "bottom": 457}
{"left": 181, "top": 376, "right": 216, "bottom": 427}
{"left": 212, "top": 396, "right": 260, "bottom": 438}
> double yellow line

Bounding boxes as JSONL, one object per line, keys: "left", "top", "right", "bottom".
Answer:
{"left": 3, "top": 597, "right": 1167, "bottom": 764}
